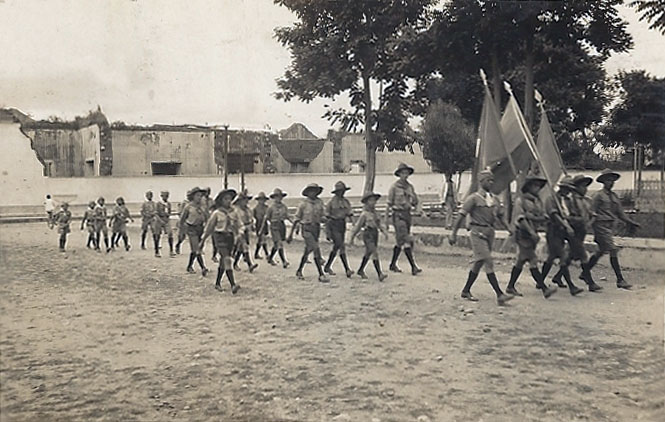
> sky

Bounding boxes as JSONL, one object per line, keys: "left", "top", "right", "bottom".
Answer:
{"left": 1, "top": 0, "right": 663, "bottom": 138}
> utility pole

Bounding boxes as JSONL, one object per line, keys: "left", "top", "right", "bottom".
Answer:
{"left": 223, "top": 125, "right": 229, "bottom": 189}
{"left": 240, "top": 131, "right": 245, "bottom": 192}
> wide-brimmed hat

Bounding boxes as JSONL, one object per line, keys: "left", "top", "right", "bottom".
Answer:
{"left": 394, "top": 162, "right": 414, "bottom": 177}
{"left": 332, "top": 181, "right": 351, "bottom": 194}
{"left": 521, "top": 175, "right": 547, "bottom": 193}
{"left": 233, "top": 190, "right": 252, "bottom": 204}
{"left": 572, "top": 174, "right": 593, "bottom": 187}
{"left": 214, "top": 189, "right": 237, "bottom": 206}
{"left": 255, "top": 191, "right": 268, "bottom": 201}
{"left": 596, "top": 168, "right": 620, "bottom": 183}
{"left": 478, "top": 169, "right": 494, "bottom": 182}
{"left": 187, "top": 187, "right": 206, "bottom": 200}
{"left": 269, "top": 188, "right": 287, "bottom": 199}
{"left": 302, "top": 183, "right": 323, "bottom": 197}
{"left": 361, "top": 192, "right": 381, "bottom": 203}
{"left": 558, "top": 176, "right": 575, "bottom": 190}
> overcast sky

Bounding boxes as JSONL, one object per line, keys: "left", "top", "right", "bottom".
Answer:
{"left": 1, "top": 0, "right": 663, "bottom": 137}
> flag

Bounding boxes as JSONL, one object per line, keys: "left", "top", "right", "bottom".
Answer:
{"left": 535, "top": 106, "right": 566, "bottom": 186}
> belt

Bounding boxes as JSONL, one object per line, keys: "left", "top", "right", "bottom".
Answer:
{"left": 469, "top": 222, "right": 490, "bottom": 227}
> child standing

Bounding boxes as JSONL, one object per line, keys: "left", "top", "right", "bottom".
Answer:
{"left": 54, "top": 202, "right": 72, "bottom": 252}
{"left": 110, "top": 197, "right": 133, "bottom": 251}
{"left": 154, "top": 190, "right": 176, "bottom": 258}
{"left": 180, "top": 187, "right": 209, "bottom": 275}
{"left": 94, "top": 197, "right": 111, "bottom": 253}
{"left": 349, "top": 192, "right": 388, "bottom": 281}
{"left": 232, "top": 191, "right": 259, "bottom": 272}
{"left": 324, "top": 181, "right": 354, "bottom": 278}
{"left": 200, "top": 189, "right": 240, "bottom": 294}
{"left": 262, "top": 188, "right": 291, "bottom": 268}
{"left": 80, "top": 201, "right": 98, "bottom": 249}
{"left": 253, "top": 192, "right": 270, "bottom": 259}
{"left": 140, "top": 191, "right": 156, "bottom": 250}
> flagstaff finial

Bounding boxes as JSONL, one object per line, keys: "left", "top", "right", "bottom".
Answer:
{"left": 479, "top": 69, "right": 488, "bottom": 86}
{"left": 503, "top": 81, "right": 513, "bottom": 95}
{"left": 535, "top": 89, "right": 545, "bottom": 109}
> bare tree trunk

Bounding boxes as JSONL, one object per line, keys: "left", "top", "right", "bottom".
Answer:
{"left": 524, "top": 29, "right": 535, "bottom": 131}
{"left": 362, "top": 72, "right": 376, "bottom": 194}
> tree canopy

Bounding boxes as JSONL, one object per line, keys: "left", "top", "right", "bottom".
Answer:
{"left": 630, "top": 0, "right": 665, "bottom": 34}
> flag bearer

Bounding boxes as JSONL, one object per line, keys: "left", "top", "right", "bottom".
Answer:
{"left": 349, "top": 192, "right": 388, "bottom": 281}
{"left": 263, "top": 188, "right": 291, "bottom": 268}
{"left": 232, "top": 191, "right": 259, "bottom": 273}
{"left": 253, "top": 192, "right": 270, "bottom": 259}
{"left": 140, "top": 191, "right": 156, "bottom": 250}
{"left": 505, "top": 175, "right": 559, "bottom": 298}
{"left": 54, "top": 202, "right": 72, "bottom": 252}
{"left": 94, "top": 197, "right": 111, "bottom": 253}
{"left": 386, "top": 163, "right": 422, "bottom": 275}
{"left": 180, "top": 187, "right": 209, "bottom": 275}
{"left": 81, "top": 201, "right": 98, "bottom": 249}
{"left": 449, "top": 170, "right": 514, "bottom": 305}
{"left": 153, "top": 190, "right": 176, "bottom": 258}
{"left": 110, "top": 197, "right": 133, "bottom": 251}
{"left": 200, "top": 189, "right": 240, "bottom": 294}
{"left": 324, "top": 181, "right": 354, "bottom": 278}
{"left": 288, "top": 183, "right": 329, "bottom": 283}
{"left": 586, "top": 169, "right": 640, "bottom": 289}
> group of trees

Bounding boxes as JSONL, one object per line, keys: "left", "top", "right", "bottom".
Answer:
{"left": 274, "top": 0, "right": 664, "bottom": 192}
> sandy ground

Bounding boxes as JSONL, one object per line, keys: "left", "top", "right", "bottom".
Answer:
{"left": 1, "top": 223, "right": 664, "bottom": 422}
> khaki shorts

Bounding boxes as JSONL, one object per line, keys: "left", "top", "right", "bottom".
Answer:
{"left": 593, "top": 221, "right": 618, "bottom": 253}
{"left": 470, "top": 226, "right": 494, "bottom": 263}
{"left": 153, "top": 218, "right": 173, "bottom": 236}
{"left": 392, "top": 211, "right": 412, "bottom": 247}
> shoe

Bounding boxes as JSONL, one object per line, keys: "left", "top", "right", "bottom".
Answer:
{"left": 59, "top": 247, "right": 65, "bottom": 253}
{"left": 345, "top": 270, "right": 354, "bottom": 278}
{"left": 282, "top": 261, "right": 290, "bottom": 269}
{"left": 155, "top": 252, "right": 161, "bottom": 258}
{"left": 318, "top": 275, "right": 330, "bottom": 283}
{"left": 214, "top": 283, "right": 223, "bottom": 292}
{"left": 175, "top": 245, "right": 180, "bottom": 254}
{"left": 231, "top": 284, "right": 240, "bottom": 295}
{"left": 249, "top": 263, "right": 258, "bottom": 273}
{"left": 126, "top": 245, "right": 131, "bottom": 251}
{"left": 389, "top": 265, "right": 402, "bottom": 273}
{"left": 95, "top": 248, "right": 101, "bottom": 253}
{"left": 541, "top": 285, "right": 557, "bottom": 299}
{"left": 106, "top": 247, "right": 112, "bottom": 253}
{"left": 186, "top": 267, "right": 196, "bottom": 274}
{"left": 552, "top": 278, "right": 566, "bottom": 288}
{"left": 378, "top": 273, "right": 388, "bottom": 282}
{"left": 141, "top": 245, "right": 147, "bottom": 250}
{"left": 267, "top": 259, "right": 277, "bottom": 266}
{"left": 497, "top": 293, "right": 515, "bottom": 306}
{"left": 233, "top": 264, "right": 241, "bottom": 271}
{"left": 296, "top": 271, "right": 304, "bottom": 280}
{"left": 202, "top": 268, "right": 209, "bottom": 277}
{"left": 569, "top": 286, "right": 584, "bottom": 296}
{"left": 325, "top": 267, "right": 336, "bottom": 276}
{"left": 411, "top": 266, "right": 422, "bottom": 275}
{"left": 616, "top": 279, "right": 632, "bottom": 289}
{"left": 506, "top": 287, "right": 523, "bottom": 297}
{"left": 358, "top": 271, "right": 368, "bottom": 280}
{"left": 461, "top": 291, "right": 478, "bottom": 302}
{"left": 254, "top": 253, "right": 261, "bottom": 260}
{"left": 169, "top": 252, "right": 176, "bottom": 258}
{"left": 588, "top": 283, "right": 603, "bottom": 292}
{"left": 212, "top": 256, "right": 219, "bottom": 263}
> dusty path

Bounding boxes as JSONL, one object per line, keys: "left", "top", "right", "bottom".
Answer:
{"left": 1, "top": 223, "right": 664, "bottom": 421}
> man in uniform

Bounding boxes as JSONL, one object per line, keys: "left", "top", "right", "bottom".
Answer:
{"left": 324, "top": 181, "right": 354, "bottom": 278}
{"left": 180, "top": 187, "right": 209, "bottom": 275}
{"left": 232, "top": 191, "right": 259, "bottom": 273}
{"left": 140, "top": 191, "right": 156, "bottom": 250}
{"left": 154, "top": 190, "right": 176, "bottom": 258}
{"left": 263, "top": 188, "right": 291, "bottom": 268}
{"left": 586, "top": 169, "right": 640, "bottom": 289}
{"left": 94, "top": 196, "right": 111, "bottom": 253}
{"left": 253, "top": 192, "right": 270, "bottom": 260}
{"left": 386, "top": 163, "right": 422, "bottom": 275}
{"left": 80, "top": 200, "right": 98, "bottom": 249}
{"left": 449, "top": 170, "right": 514, "bottom": 305}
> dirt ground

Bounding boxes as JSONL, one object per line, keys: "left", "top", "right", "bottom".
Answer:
{"left": 1, "top": 223, "right": 664, "bottom": 422}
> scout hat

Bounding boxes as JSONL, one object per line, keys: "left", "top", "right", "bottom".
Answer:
{"left": 558, "top": 176, "right": 575, "bottom": 190}
{"left": 521, "top": 174, "right": 547, "bottom": 193}
{"left": 255, "top": 191, "right": 268, "bottom": 201}
{"left": 160, "top": 190, "right": 169, "bottom": 196}
{"left": 572, "top": 174, "right": 593, "bottom": 187}
{"left": 269, "top": 188, "right": 287, "bottom": 199}
{"left": 302, "top": 183, "right": 323, "bottom": 197}
{"left": 361, "top": 192, "right": 381, "bottom": 203}
{"left": 596, "top": 168, "right": 620, "bottom": 183}
{"left": 214, "top": 189, "right": 237, "bottom": 207}
{"left": 187, "top": 186, "right": 205, "bottom": 200}
{"left": 394, "top": 162, "right": 414, "bottom": 177}
{"left": 233, "top": 190, "right": 253, "bottom": 204}
{"left": 478, "top": 169, "right": 494, "bottom": 182}
{"left": 331, "top": 181, "right": 351, "bottom": 194}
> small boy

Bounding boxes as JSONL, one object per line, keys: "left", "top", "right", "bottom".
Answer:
{"left": 200, "top": 189, "right": 241, "bottom": 294}
{"left": 232, "top": 191, "right": 259, "bottom": 272}
{"left": 288, "top": 183, "right": 329, "bottom": 283}
{"left": 154, "top": 190, "right": 176, "bottom": 258}
{"left": 262, "top": 188, "right": 291, "bottom": 268}
{"left": 81, "top": 201, "right": 98, "bottom": 249}
{"left": 180, "top": 187, "right": 209, "bottom": 275}
{"left": 54, "top": 202, "right": 72, "bottom": 252}
{"left": 140, "top": 191, "right": 156, "bottom": 250}
{"left": 253, "top": 192, "right": 270, "bottom": 259}
{"left": 349, "top": 192, "right": 388, "bottom": 281}
{"left": 110, "top": 197, "right": 133, "bottom": 251}
{"left": 44, "top": 194, "right": 56, "bottom": 229}
{"left": 324, "top": 181, "right": 354, "bottom": 278}
{"left": 94, "top": 197, "right": 111, "bottom": 253}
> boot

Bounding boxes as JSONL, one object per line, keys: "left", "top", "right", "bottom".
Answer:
{"left": 506, "top": 266, "right": 523, "bottom": 296}
{"left": 404, "top": 247, "right": 421, "bottom": 275}
{"left": 357, "top": 255, "right": 369, "bottom": 279}
{"left": 389, "top": 246, "right": 402, "bottom": 272}
{"left": 373, "top": 259, "right": 387, "bottom": 282}
{"left": 531, "top": 268, "right": 557, "bottom": 299}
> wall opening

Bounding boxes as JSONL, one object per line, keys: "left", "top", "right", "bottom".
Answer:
{"left": 151, "top": 162, "right": 181, "bottom": 175}
{"left": 84, "top": 159, "right": 95, "bottom": 177}
{"left": 227, "top": 153, "right": 256, "bottom": 174}
{"left": 43, "top": 160, "right": 55, "bottom": 177}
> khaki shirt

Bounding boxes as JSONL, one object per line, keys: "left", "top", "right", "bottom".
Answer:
{"left": 181, "top": 203, "right": 206, "bottom": 226}
{"left": 234, "top": 206, "right": 254, "bottom": 230}
{"left": 460, "top": 189, "right": 500, "bottom": 227}
{"left": 326, "top": 196, "right": 353, "bottom": 220}
{"left": 265, "top": 202, "right": 289, "bottom": 224}
{"left": 592, "top": 188, "right": 627, "bottom": 223}
{"left": 93, "top": 204, "right": 108, "bottom": 222}
{"left": 253, "top": 203, "right": 267, "bottom": 226}
{"left": 295, "top": 197, "right": 325, "bottom": 225}
{"left": 155, "top": 201, "right": 172, "bottom": 223}
{"left": 355, "top": 207, "right": 381, "bottom": 231}
{"left": 141, "top": 201, "right": 156, "bottom": 220}
{"left": 205, "top": 207, "right": 239, "bottom": 235}
{"left": 388, "top": 179, "right": 418, "bottom": 212}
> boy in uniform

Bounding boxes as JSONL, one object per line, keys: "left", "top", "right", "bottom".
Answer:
{"left": 80, "top": 200, "right": 98, "bottom": 249}
{"left": 586, "top": 169, "right": 640, "bottom": 289}
{"left": 288, "top": 183, "right": 329, "bottom": 283}
{"left": 110, "top": 197, "right": 133, "bottom": 251}
{"left": 140, "top": 191, "right": 156, "bottom": 250}
{"left": 232, "top": 191, "right": 259, "bottom": 273}
{"left": 253, "top": 192, "right": 270, "bottom": 259}
{"left": 180, "top": 187, "right": 209, "bottom": 275}
{"left": 324, "top": 181, "right": 354, "bottom": 278}
{"left": 449, "top": 170, "right": 514, "bottom": 305}
{"left": 386, "top": 163, "right": 422, "bottom": 275}
{"left": 200, "top": 189, "right": 241, "bottom": 294}
{"left": 94, "top": 197, "right": 111, "bottom": 253}
{"left": 505, "top": 175, "right": 559, "bottom": 298}
{"left": 349, "top": 192, "right": 388, "bottom": 281}
{"left": 54, "top": 202, "right": 72, "bottom": 252}
{"left": 154, "top": 190, "right": 176, "bottom": 258}
{"left": 262, "top": 188, "right": 291, "bottom": 268}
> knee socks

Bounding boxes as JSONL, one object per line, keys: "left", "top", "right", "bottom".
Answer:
{"left": 326, "top": 248, "right": 338, "bottom": 269}
{"left": 278, "top": 248, "right": 287, "bottom": 263}
{"left": 541, "top": 260, "right": 553, "bottom": 279}
{"left": 404, "top": 247, "right": 417, "bottom": 269}
{"left": 187, "top": 253, "right": 196, "bottom": 269}
{"left": 390, "top": 246, "right": 401, "bottom": 267}
{"left": 529, "top": 268, "right": 546, "bottom": 290}
{"left": 358, "top": 255, "right": 369, "bottom": 273}
{"left": 610, "top": 256, "right": 624, "bottom": 281}
{"left": 196, "top": 253, "right": 206, "bottom": 270}
{"left": 372, "top": 259, "right": 383, "bottom": 276}
{"left": 340, "top": 253, "right": 351, "bottom": 272}
{"left": 486, "top": 273, "right": 504, "bottom": 296}
{"left": 216, "top": 266, "right": 225, "bottom": 286}
{"left": 462, "top": 270, "right": 479, "bottom": 293}
{"left": 168, "top": 236, "right": 174, "bottom": 253}
{"left": 507, "top": 266, "right": 523, "bottom": 290}
{"left": 141, "top": 231, "right": 147, "bottom": 248}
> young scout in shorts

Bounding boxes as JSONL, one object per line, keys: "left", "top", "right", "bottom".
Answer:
{"left": 262, "top": 188, "right": 291, "bottom": 268}
{"left": 540, "top": 177, "right": 587, "bottom": 294}
{"left": 54, "top": 202, "right": 72, "bottom": 252}
{"left": 200, "top": 189, "right": 241, "bottom": 294}
{"left": 505, "top": 175, "right": 559, "bottom": 298}
{"left": 386, "top": 163, "right": 422, "bottom": 276}
{"left": 110, "top": 197, "right": 133, "bottom": 251}
{"left": 288, "top": 183, "right": 329, "bottom": 283}
{"left": 586, "top": 169, "right": 640, "bottom": 289}
{"left": 175, "top": 193, "right": 190, "bottom": 254}
{"left": 324, "top": 181, "right": 354, "bottom": 278}
{"left": 232, "top": 191, "right": 259, "bottom": 273}
{"left": 180, "top": 187, "right": 209, "bottom": 275}
{"left": 154, "top": 190, "right": 176, "bottom": 258}
{"left": 140, "top": 191, "right": 156, "bottom": 250}
{"left": 253, "top": 192, "right": 270, "bottom": 259}
{"left": 349, "top": 192, "right": 388, "bottom": 281}
{"left": 94, "top": 197, "right": 111, "bottom": 253}
{"left": 81, "top": 200, "right": 98, "bottom": 249}
{"left": 449, "top": 170, "right": 514, "bottom": 305}
{"left": 550, "top": 175, "right": 601, "bottom": 292}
